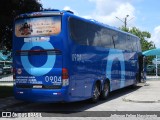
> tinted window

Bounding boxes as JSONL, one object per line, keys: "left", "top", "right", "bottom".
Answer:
{"left": 69, "top": 18, "right": 88, "bottom": 45}
{"left": 136, "top": 38, "right": 142, "bottom": 52}
{"left": 69, "top": 17, "right": 141, "bottom": 51}
{"left": 132, "top": 37, "right": 138, "bottom": 51}
{"left": 69, "top": 17, "right": 114, "bottom": 48}
{"left": 100, "top": 29, "right": 114, "bottom": 48}
{"left": 114, "top": 33, "right": 126, "bottom": 50}
{"left": 126, "top": 36, "right": 141, "bottom": 52}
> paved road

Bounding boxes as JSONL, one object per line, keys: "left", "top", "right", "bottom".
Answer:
{"left": 1, "top": 79, "right": 160, "bottom": 119}
{"left": 0, "top": 80, "right": 160, "bottom": 118}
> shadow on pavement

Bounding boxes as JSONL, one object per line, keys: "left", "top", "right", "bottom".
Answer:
{"left": 9, "top": 85, "right": 141, "bottom": 113}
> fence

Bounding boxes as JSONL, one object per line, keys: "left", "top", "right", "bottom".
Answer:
{"left": 0, "top": 74, "right": 13, "bottom": 86}
{"left": 146, "top": 75, "right": 160, "bottom": 81}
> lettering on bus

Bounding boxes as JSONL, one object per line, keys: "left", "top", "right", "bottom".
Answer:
{"left": 16, "top": 76, "right": 42, "bottom": 84}
{"left": 24, "top": 37, "right": 50, "bottom": 42}
{"left": 72, "top": 54, "right": 82, "bottom": 62}
{"left": 45, "top": 76, "right": 62, "bottom": 85}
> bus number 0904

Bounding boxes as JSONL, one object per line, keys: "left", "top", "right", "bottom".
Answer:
{"left": 45, "top": 76, "right": 62, "bottom": 83}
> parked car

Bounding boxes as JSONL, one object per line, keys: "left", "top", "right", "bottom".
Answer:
{"left": 0, "top": 61, "right": 12, "bottom": 75}
{"left": 0, "top": 64, "right": 3, "bottom": 75}
{"left": 146, "top": 64, "right": 160, "bottom": 75}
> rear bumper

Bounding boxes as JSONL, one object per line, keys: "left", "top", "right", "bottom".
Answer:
{"left": 14, "top": 87, "right": 68, "bottom": 103}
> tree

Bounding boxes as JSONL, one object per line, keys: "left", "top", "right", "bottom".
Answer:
{"left": 0, "top": 0, "right": 42, "bottom": 51}
{"left": 121, "top": 26, "right": 156, "bottom": 64}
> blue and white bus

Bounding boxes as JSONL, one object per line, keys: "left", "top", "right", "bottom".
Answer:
{"left": 13, "top": 10, "right": 143, "bottom": 103}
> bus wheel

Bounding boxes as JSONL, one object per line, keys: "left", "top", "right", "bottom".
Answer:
{"left": 90, "top": 83, "right": 100, "bottom": 103}
{"left": 100, "top": 81, "right": 110, "bottom": 100}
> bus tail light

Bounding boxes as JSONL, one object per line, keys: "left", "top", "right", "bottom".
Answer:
{"left": 62, "top": 68, "right": 69, "bottom": 86}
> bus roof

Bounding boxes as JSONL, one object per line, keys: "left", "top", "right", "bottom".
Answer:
{"left": 15, "top": 9, "right": 73, "bottom": 19}
{"left": 16, "top": 9, "right": 139, "bottom": 40}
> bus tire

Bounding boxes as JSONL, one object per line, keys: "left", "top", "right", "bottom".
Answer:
{"left": 100, "top": 81, "right": 110, "bottom": 100}
{"left": 90, "top": 83, "right": 100, "bottom": 103}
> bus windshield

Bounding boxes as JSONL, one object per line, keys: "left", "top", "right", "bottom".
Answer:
{"left": 15, "top": 16, "right": 61, "bottom": 37}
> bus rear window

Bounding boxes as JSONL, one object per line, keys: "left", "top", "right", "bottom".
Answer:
{"left": 15, "top": 16, "right": 61, "bottom": 37}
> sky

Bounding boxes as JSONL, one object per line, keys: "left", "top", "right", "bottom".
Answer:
{"left": 40, "top": 0, "right": 160, "bottom": 48}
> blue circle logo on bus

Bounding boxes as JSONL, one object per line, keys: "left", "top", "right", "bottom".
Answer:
{"left": 21, "top": 42, "right": 56, "bottom": 76}
{"left": 106, "top": 49, "right": 125, "bottom": 90}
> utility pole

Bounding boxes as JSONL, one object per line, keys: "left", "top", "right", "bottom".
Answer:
{"left": 116, "top": 15, "right": 133, "bottom": 29}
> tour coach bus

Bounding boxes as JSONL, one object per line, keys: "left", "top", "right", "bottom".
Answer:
{"left": 13, "top": 10, "right": 144, "bottom": 103}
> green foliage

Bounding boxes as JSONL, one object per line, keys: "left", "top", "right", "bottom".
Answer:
{"left": 0, "top": 0, "right": 42, "bottom": 50}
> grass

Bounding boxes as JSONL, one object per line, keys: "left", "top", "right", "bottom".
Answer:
{"left": 0, "top": 86, "right": 13, "bottom": 98}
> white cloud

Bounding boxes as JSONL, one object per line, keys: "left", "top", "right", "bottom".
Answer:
{"left": 150, "top": 26, "right": 160, "bottom": 48}
{"left": 85, "top": 0, "right": 136, "bottom": 28}
{"left": 63, "top": 6, "right": 78, "bottom": 15}
{"left": 90, "top": 0, "right": 130, "bottom": 15}
{"left": 62, "top": 1, "right": 136, "bottom": 28}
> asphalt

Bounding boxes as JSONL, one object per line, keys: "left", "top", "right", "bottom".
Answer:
{"left": 0, "top": 75, "right": 21, "bottom": 110}
{"left": 0, "top": 97, "right": 24, "bottom": 110}
{"left": 0, "top": 76, "right": 160, "bottom": 110}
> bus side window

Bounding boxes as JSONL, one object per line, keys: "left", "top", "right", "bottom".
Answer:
{"left": 133, "top": 38, "right": 138, "bottom": 51}
{"left": 137, "top": 39, "right": 142, "bottom": 52}
{"left": 69, "top": 18, "right": 88, "bottom": 46}
{"left": 130, "top": 36, "right": 134, "bottom": 52}
{"left": 112, "top": 34, "right": 118, "bottom": 49}
{"left": 104, "top": 29, "right": 115, "bottom": 49}
{"left": 126, "top": 35, "right": 134, "bottom": 51}
{"left": 87, "top": 30, "right": 94, "bottom": 46}
{"left": 92, "top": 29, "right": 102, "bottom": 46}
{"left": 114, "top": 33, "right": 126, "bottom": 50}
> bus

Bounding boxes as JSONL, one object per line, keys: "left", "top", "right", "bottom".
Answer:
{"left": 13, "top": 10, "right": 144, "bottom": 103}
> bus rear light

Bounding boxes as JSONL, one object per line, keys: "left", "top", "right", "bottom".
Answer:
{"left": 62, "top": 68, "right": 69, "bottom": 79}
{"left": 62, "top": 68, "right": 69, "bottom": 86}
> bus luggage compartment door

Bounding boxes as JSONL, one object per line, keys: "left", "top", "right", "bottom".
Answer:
{"left": 15, "top": 49, "right": 63, "bottom": 89}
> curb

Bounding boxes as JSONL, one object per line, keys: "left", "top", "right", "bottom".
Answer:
{"left": 122, "top": 82, "right": 160, "bottom": 103}
{"left": 0, "top": 81, "right": 13, "bottom": 83}
{"left": 122, "top": 97, "right": 160, "bottom": 103}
